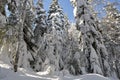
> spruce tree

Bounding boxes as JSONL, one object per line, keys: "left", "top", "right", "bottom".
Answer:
{"left": 7, "top": 0, "right": 19, "bottom": 66}
{"left": 34, "top": 0, "right": 47, "bottom": 44}
{"left": 0, "top": 0, "right": 37, "bottom": 72}
{"left": 67, "top": 23, "right": 82, "bottom": 75}
{"left": 101, "top": 2, "right": 120, "bottom": 78}
{"left": 0, "top": 0, "right": 6, "bottom": 46}
{"left": 71, "top": 0, "right": 111, "bottom": 76}
{"left": 23, "top": 1, "right": 37, "bottom": 68}
{"left": 33, "top": 0, "right": 47, "bottom": 71}
{"left": 0, "top": 0, "right": 18, "bottom": 66}
{"left": 43, "top": 0, "right": 68, "bottom": 73}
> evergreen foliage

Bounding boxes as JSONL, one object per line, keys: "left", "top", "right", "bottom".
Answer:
{"left": 0, "top": 0, "right": 120, "bottom": 79}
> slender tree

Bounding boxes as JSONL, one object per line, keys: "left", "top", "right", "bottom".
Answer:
{"left": 5, "top": 0, "right": 37, "bottom": 72}
{"left": 43, "top": 0, "right": 68, "bottom": 73}
{"left": 101, "top": 2, "right": 120, "bottom": 78}
{"left": 34, "top": 0, "right": 47, "bottom": 40}
{"left": 33, "top": 0, "right": 47, "bottom": 71}
{"left": 70, "top": 0, "right": 111, "bottom": 76}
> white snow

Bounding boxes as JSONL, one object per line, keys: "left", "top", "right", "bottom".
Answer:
{"left": 0, "top": 61, "right": 116, "bottom": 80}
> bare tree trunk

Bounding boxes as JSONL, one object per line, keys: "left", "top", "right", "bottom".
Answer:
{"left": 13, "top": 0, "right": 27, "bottom": 72}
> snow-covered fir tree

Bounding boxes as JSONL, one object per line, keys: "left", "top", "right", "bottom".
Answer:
{"left": 70, "top": 0, "right": 111, "bottom": 76}
{"left": 6, "top": 0, "right": 19, "bottom": 66}
{"left": 0, "top": 0, "right": 120, "bottom": 79}
{"left": 42, "top": 0, "right": 68, "bottom": 73}
{"left": 67, "top": 23, "right": 82, "bottom": 75}
{"left": 0, "top": 0, "right": 6, "bottom": 46}
{"left": 101, "top": 2, "right": 120, "bottom": 78}
{"left": 0, "top": 0, "right": 37, "bottom": 72}
{"left": 21, "top": 0, "right": 37, "bottom": 70}
{"left": 33, "top": 0, "right": 47, "bottom": 72}
{"left": 0, "top": 0, "right": 18, "bottom": 66}
{"left": 34, "top": 0, "right": 47, "bottom": 43}
{"left": 0, "top": 0, "right": 7, "bottom": 36}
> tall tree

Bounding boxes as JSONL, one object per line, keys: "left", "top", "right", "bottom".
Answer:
{"left": 33, "top": 0, "right": 47, "bottom": 72}
{"left": 0, "top": 0, "right": 6, "bottom": 45}
{"left": 43, "top": 0, "right": 68, "bottom": 73}
{"left": 21, "top": 0, "right": 37, "bottom": 69}
{"left": 0, "top": 0, "right": 17, "bottom": 65}
{"left": 0, "top": 0, "right": 37, "bottom": 72}
{"left": 10, "top": 0, "right": 28, "bottom": 72}
{"left": 101, "top": 2, "right": 120, "bottom": 78}
{"left": 67, "top": 23, "right": 82, "bottom": 75}
{"left": 70, "top": 0, "right": 111, "bottom": 76}
{"left": 34, "top": 0, "right": 47, "bottom": 44}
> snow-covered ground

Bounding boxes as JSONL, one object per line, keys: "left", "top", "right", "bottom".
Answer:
{"left": 0, "top": 61, "right": 117, "bottom": 80}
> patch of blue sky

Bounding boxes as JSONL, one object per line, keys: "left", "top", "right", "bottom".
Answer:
{"left": 40, "top": 0, "right": 75, "bottom": 22}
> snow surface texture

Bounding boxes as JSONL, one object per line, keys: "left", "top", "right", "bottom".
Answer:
{"left": 0, "top": 61, "right": 116, "bottom": 80}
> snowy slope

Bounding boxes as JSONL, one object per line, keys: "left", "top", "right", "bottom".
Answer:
{"left": 0, "top": 61, "right": 116, "bottom": 80}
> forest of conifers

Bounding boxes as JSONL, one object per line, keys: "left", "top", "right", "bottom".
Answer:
{"left": 0, "top": 0, "right": 120, "bottom": 79}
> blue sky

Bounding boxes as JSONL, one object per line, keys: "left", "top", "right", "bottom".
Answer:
{"left": 42, "top": 0, "right": 120, "bottom": 21}
{"left": 43, "top": 0, "right": 75, "bottom": 22}
{"left": 34, "top": 0, "right": 120, "bottom": 22}
{"left": 95, "top": 0, "right": 120, "bottom": 18}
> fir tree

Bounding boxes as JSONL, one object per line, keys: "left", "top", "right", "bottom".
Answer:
{"left": 101, "top": 2, "right": 120, "bottom": 78}
{"left": 0, "top": 0, "right": 6, "bottom": 46}
{"left": 18, "top": 0, "right": 37, "bottom": 70}
{"left": 67, "top": 23, "right": 82, "bottom": 75}
{"left": 43, "top": 0, "right": 68, "bottom": 73}
{"left": 33, "top": 0, "right": 47, "bottom": 72}
{"left": 71, "top": 0, "right": 111, "bottom": 76}
{"left": 0, "top": 0, "right": 37, "bottom": 72}
{"left": 34, "top": 0, "right": 47, "bottom": 44}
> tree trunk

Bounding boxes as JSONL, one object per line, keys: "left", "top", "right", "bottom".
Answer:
{"left": 13, "top": 0, "right": 27, "bottom": 72}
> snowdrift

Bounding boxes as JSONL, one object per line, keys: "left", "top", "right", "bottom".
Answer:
{"left": 0, "top": 61, "right": 115, "bottom": 80}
